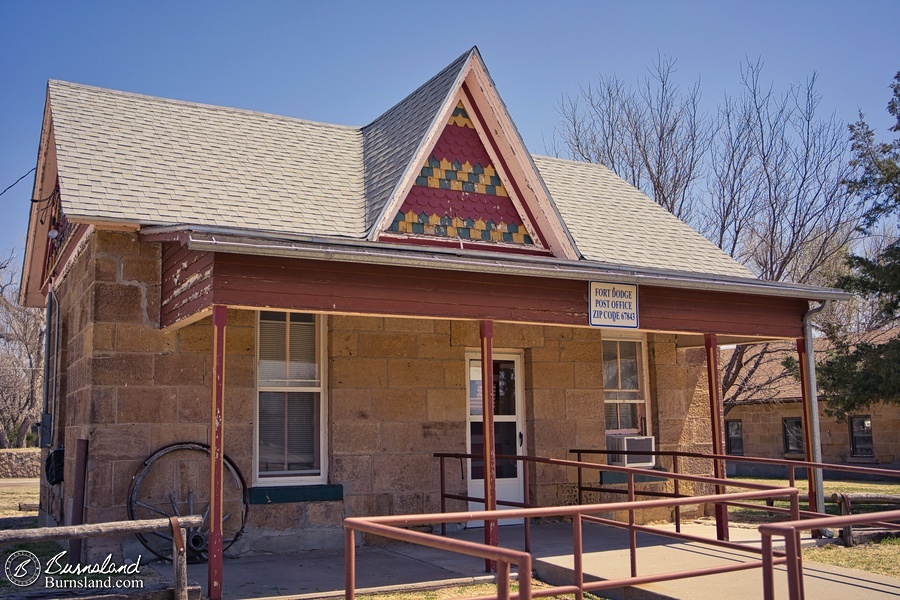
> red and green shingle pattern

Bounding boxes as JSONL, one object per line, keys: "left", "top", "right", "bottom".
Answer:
{"left": 389, "top": 103, "right": 535, "bottom": 245}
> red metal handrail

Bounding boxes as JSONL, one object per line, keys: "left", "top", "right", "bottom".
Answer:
{"left": 570, "top": 447, "right": 900, "bottom": 537}
{"left": 344, "top": 488, "right": 799, "bottom": 600}
{"left": 436, "top": 451, "right": 788, "bottom": 547}
{"left": 759, "top": 509, "right": 900, "bottom": 600}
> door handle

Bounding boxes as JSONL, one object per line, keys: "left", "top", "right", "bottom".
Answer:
{"left": 519, "top": 431, "right": 523, "bottom": 447}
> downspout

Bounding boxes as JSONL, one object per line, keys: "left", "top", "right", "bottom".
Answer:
{"left": 39, "top": 285, "right": 54, "bottom": 448}
{"left": 803, "top": 300, "right": 828, "bottom": 519}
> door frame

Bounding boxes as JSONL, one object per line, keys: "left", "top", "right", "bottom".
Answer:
{"left": 464, "top": 349, "right": 525, "bottom": 523}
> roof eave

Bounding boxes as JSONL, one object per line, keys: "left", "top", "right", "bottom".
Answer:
{"left": 140, "top": 224, "right": 850, "bottom": 302}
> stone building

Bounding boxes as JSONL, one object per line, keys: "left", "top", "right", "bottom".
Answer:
{"left": 20, "top": 48, "right": 844, "bottom": 575}
{"left": 724, "top": 342, "right": 900, "bottom": 474}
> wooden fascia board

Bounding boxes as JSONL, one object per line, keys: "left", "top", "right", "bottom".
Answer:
{"left": 463, "top": 59, "right": 579, "bottom": 260}
{"left": 20, "top": 96, "right": 56, "bottom": 307}
{"left": 139, "top": 229, "right": 190, "bottom": 244}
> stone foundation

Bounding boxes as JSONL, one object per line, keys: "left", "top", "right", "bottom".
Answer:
{"left": 0, "top": 448, "right": 40, "bottom": 478}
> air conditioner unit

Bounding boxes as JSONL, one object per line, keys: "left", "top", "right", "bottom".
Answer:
{"left": 606, "top": 435, "right": 655, "bottom": 468}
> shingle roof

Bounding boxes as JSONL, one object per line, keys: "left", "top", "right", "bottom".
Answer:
{"left": 534, "top": 156, "right": 753, "bottom": 278}
{"left": 362, "top": 48, "right": 472, "bottom": 233}
{"left": 46, "top": 54, "right": 753, "bottom": 281}
{"left": 49, "top": 80, "right": 366, "bottom": 238}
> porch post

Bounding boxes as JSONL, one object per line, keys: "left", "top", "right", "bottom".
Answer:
{"left": 209, "top": 305, "right": 227, "bottom": 600}
{"left": 704, "top": 333, "right": 729, "bottom": 541}
{"left": 480, "top": 320, "right": 498, "bottom": 572}
{"left": 795, "top": 339, "right": 819, "bottom": 511}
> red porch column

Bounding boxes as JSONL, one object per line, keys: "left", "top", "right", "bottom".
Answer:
{"left": 208, "top": 305, "right": 227, "bottom": 600}
{"left": 704, "top": 333, "right": 729, "bottom": 541}
{"left": 480, "top": 320, "right": 498, "bottom": 572}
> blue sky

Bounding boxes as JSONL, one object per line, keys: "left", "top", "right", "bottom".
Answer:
{"left": 1, "top": 1, "right": 898, "bottom": 265}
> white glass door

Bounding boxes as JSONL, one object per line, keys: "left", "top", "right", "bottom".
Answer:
{"left": 466, "top": 352, "right": 524, "bottom": 526}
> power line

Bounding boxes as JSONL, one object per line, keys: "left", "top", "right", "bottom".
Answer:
{"left": 0, "top": 168, "right": 36, "bottom": 198}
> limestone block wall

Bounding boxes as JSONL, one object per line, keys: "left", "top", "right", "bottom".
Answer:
{"left": 330, "top": 316, "right": 468, "bottom": 522}
{"left": 646, "top": 336, "right": 714, "bottom": 519}
{"left": 40, "top": 230, "right": 260, "bottom": 560}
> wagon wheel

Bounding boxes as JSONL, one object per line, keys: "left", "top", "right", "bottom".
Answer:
{"left": 128, "top": 442, "right": 249, "bottom": 563}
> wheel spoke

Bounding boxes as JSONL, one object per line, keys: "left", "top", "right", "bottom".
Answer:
{"left": 135, "top": 502, "right": 172, "bottom": 518}
{"left": 129, "top": 443, "right": 248, "bottom": 565}
{"left": 169, "top": 493, "right": 181, "bottom": 516}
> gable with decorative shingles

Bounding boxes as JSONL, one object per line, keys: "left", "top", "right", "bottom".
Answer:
{"left": 386, "top": 102, "right": 539, "bottom": 247}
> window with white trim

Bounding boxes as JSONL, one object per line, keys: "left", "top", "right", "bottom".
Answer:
{"left": 255, "top": 311, "right": 326, "bottom": 485}
{"left": 602, "top": 337, "right": 649, "bottom": 434}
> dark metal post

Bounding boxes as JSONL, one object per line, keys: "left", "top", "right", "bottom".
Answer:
{"left": 673, "top": 454, "right": 681, "bottom": 533}
{"left": 440, "top": 456, "right": 447, "bottom": 536}
{"left": 208, "top": 305, "right": 226, "bottom": 600}
{"left": 628, "top": 471, "right": 637, "bottom": 578}
{"left": 704, "top": 333, "right": 729, "bottom": 541}
{"left": 69, "top": 438, "right": 89, "bottom": 564}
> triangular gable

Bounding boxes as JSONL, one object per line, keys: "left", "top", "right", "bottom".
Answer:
{"left": 370, "top": 48, "right": 579, "bottom": 260}
{"left": 385, "top": 100, "right": 541, "bottom": 248}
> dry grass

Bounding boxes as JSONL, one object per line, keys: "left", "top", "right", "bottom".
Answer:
{"left": 805, "top": 537, "right": 900, "bottom": 577}
{"left": 0, "top": 480, "right": 39, "bottom": 530}
{"left": 726, "top": 477, "right": 900, "bottom": 524}
{"left": 357, "top": 579, "right": 608, "bottom": 599}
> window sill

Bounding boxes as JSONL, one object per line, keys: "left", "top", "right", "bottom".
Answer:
{"left": 846, "top": 456, "right": 877, "bottom": 464}
{"left": 249, "top": 484, "right": 343, "bottom": 505}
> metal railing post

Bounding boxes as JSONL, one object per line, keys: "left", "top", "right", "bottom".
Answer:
{"left": 523, "top": 457, "right": 531, "bottom": 552}
{"left": 573, "top": 513, "right": 584, "bottom": 600}
{"left": 497, "top": 561, "right": 511, "bottom": 600}
{"left": 577, "top": 450, "right": 584, "bottom": 505}
{"left": 673, "top": 454, "right": 681, "bottom": 533}
{"left": 761, "top": 531, "right": 775, "bottom": 600}
{"left": 440, "top": 456, "right": 447, "bottom": 536}
{"left": 344, "top": 526, "right": 356, "bottom": 600}
{"left": 785, "top": 527, "right": 803, "bottom": 600}
{"left": 628, "top": 471, "right": 637, "bottom": 578}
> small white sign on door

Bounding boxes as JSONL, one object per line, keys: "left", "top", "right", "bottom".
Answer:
{"left": 589, "top": 281, "right": 639, "bottom": 328}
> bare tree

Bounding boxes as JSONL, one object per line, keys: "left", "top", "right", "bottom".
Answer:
{"left": 0, "top": 250, "right": 45, "bottom": 448}
{"left": 556, "top": 58, "right": 870, "bottom": 408}
{"left": 708, "top": 62, "right": 865, "bottom": 406}
{"left": 557, "top": 54, "right": 713, "bottom": 221}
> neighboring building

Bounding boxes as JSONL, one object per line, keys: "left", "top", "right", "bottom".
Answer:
{"left": 724, "top": 340, "right": 900, "bottom": 475}
{"left": 20, "top": 48, "right": 844, "bottom": 564}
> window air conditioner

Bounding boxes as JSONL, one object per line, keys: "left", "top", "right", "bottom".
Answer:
{"left": 606, "top": 435, "right": 655, "bottom": 468}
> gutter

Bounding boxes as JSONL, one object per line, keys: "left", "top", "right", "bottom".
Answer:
{"left": 139, "top": 224, "right": 851, "bottom": 302}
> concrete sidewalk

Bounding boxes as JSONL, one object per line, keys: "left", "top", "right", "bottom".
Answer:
{"left": 158, "top": 521, "right": 900, "bottom": 599}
